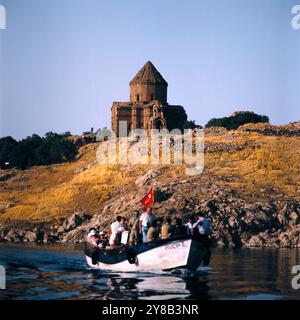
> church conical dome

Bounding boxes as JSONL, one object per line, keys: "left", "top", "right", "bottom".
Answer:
{"left": 129, "top": 61, "right": 168, "bottom": 103}
{"left": 130, "top": 61, "right": 168, "bottom": 86}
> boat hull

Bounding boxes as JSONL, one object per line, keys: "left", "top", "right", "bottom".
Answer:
{"left": 85, "top": 238, "right": 209, "bottom": 272}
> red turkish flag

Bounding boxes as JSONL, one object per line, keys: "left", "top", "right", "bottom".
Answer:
{"left": 140, "top": 186, "right": 154, "bottom": 209}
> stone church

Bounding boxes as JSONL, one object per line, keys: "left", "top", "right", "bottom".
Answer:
{"left": 111, "top": 61, "right": 187, "bottom": 136}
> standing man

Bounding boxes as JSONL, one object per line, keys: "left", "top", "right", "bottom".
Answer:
{"left": 109, "top": 216, "right": 125, "bottom": 246}
{"left": 192, "top": 212, "right": 212, "bottom": 266}
{"left": 128, "top": 210, "right": 141, "bottom": 245}
{"left": 140, "top": 208, "right": 148, "bottom": 243}
{"left": 140, "top": 207, "right": 156, "bottom": 243}
{"left": 192, "top": 213, "right": 212, "bottom": 245}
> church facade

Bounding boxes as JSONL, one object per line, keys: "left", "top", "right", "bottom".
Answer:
{"left": 111, "top": 61, "right": 187, "bottom": 136}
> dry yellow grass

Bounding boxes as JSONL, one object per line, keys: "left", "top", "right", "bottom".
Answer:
{"left": 205, "top": 133, "right": 300, "bottom": 197}
{"left": 0, "top": 131, "right": 299, "bottom": 223}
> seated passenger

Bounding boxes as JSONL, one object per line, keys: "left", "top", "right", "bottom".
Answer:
{"left": 98, "top": 231, "right": 108, "bottom": 249}
{"left": 87, "top": 228, "right": 99, "bottom": 246}
{"left": 147, "top": 220, "right": 158, "bottom": 243}
{"left": 156, "top": 217, "right": 163, "bottom": 239}
{"left": 160, "top": 217, "right": 172, "bottom": 240}
{"left": 174, "top": 218, "right": 187, "bottom": 237}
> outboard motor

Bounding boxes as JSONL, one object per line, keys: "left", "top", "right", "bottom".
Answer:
{"left": 126, "top": 247, "right": 137, "bottom": 264}
{"left": 91, "top": 250, "right": 98, "bottom": 265}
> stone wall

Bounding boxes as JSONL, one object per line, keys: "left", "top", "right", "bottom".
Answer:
{"left": 111, "top": 102, "right": 187, "bottom": 136}
{"left": 130, "top": 83, "right": 167, "bottom": 103}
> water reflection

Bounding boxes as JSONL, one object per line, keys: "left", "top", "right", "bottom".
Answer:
{"left": 0, "top": 244, "right": 299, "bottom": 300}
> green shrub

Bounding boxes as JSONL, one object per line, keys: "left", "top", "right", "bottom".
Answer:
{"left": 205, "top": 111, "right": 269, "bottom": 130}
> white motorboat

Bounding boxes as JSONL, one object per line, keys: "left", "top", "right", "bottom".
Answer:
{"left": 84, "top": 235, "right": 211, "bottom": 272}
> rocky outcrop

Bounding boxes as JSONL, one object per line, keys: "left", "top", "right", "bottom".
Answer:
{"left": 135, "top": 169, "right": 161, "bottom": 187}
{"left": 0, "top": 212, "right": 92, "bottom": 243}
{"left": 3, "top": 230, "right": 22, "bottom": 242}
{"left": 0, "top": 170, "right": 17, "bottom": 182}
{"left": 23, "top": 231, "right": 38, "bottom": 242}
{"left": 54, "top": 175, "right": 300, "bottom": 247}
{"left": 204, "top": 127, "right": 227, "bottom": 136}
{"left": 61, "top": 212, "right": 91, "bottom": 232}
{"left": 204, "top": 142, "right": 246, "bottom": 153}
{"left": 238, "top": 122, "right": 300, "bottom": 137}
{"left": 1, "top": 187, "right": 299, "bottom": 247}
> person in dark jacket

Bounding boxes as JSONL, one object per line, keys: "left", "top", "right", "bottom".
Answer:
{"left": 174, "top": 218, "right": 187, "bottom": 237}
{"left": 128, "top": 210, "right": 141, "bottom": 245}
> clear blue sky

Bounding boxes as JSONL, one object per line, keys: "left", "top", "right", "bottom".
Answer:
{"left": 0, "top": 0, "right": 299, "bottom": 139}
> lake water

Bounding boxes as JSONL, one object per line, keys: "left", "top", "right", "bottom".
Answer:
{"left": 0, "top": 243, "right": 299, "bottom": 300}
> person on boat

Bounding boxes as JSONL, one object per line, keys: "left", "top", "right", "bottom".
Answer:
{"left": 185, "top": 215, "right": 195, "bottom": 235}
{"left": 98, "top": 231, "right": 108, "bottom": 249}
{"left": 156, "top": 217, "right": 163, "bottom": 238}
{"left": 193, "top": 212, "right": 212, "bottom": 266}
{"left": 87, "top": 228, "right": 100, "bottom": 246}
{"left": 128, "top": 210, "right": 141, "bottom": 245}
{"left": 117, "top": 216, "right": 127, "bottom": 245}
{"left": 160, "top": 217, "right": 172, "bottom": 240}
{"left": 147, "top": 220, "right": 159, "bottom": 242}
{"left": 174, "top": 218, "right": 187, "bottom": 237}
{"left": 170, "top": 217, "right": 177, "bottom": 236}
{"left": 192, "top": 212, "right": 212, "bottom": 245}
{"left": 140, "top": 207, "right": 156, "bottom": 243}
{"left": 87, "top": 227, "right": 97, "bottom": 239}
{"left": 109, "top": 216, "right": 125, "bottom": 246}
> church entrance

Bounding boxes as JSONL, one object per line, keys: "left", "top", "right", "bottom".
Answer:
{"left": 153, "top": 118, "right": 164, "bottom": 131}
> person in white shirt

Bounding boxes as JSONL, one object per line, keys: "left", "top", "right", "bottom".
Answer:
{"left": 109, "top": 216, "right": 125, "bottom": 246}
{"left": 184, "top": 215, "right": 195, "bottom": 235}
{"left": 140, "top": 207, "right": 156, "bottom": 243}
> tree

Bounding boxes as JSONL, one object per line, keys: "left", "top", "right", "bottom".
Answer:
{"left": 0, "top": 132, "right": 78, "bottom": 170}
{"left": 0, "top": 136, "right": 18, "bottom": 169}
{"left": 184, "top": 120, "right": 203, "bottom": 129}
{"left": 205, "top": 111, "right": 269, "bottom": 130}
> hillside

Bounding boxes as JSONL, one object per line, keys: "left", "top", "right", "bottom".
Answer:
{"left": 0, "top": 122, "right": 300, "bottom": 247}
